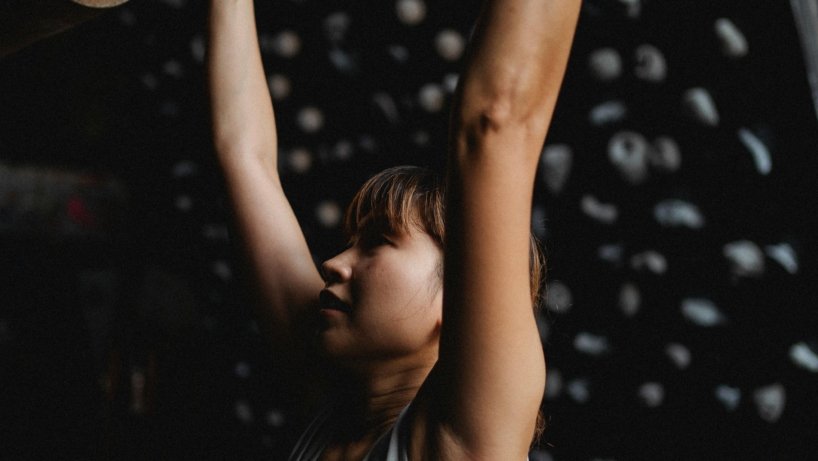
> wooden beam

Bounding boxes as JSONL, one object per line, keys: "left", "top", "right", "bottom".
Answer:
{"left": 0, "top": 0, "right": 130, "bottom": 58}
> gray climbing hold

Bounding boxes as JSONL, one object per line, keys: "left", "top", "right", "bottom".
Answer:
{"left": 715, "top": 384, "right": 742, "bottom": 411}
{"left": 681, "top": 298, "right": 726, "bottom": 327}
{"left": 753, "top": 383, "right": 786, "bottom": 423}
{"left": 789, "top": 342, "right": 818, "bottom": 372}
{"left": 545, "top": 368, "right": 563, "bottom": 399}
{"left": 765, "top": 243, "right": 799, "bottom": 274}
{"left": 540, "top": 144, "right": 573, "bottom": 194}
{"left": 372, "top": 92, "right": 400, "bottom": 124}
{"left": 588, "top": 47, "right": 623, "bottom": 81}
{"left": 650, "top": 136, "right": 682, "bottom": 172}
{"left": 545, "top": 281, "right": 573, "bottom": 314}
{"left": 638, "top": 382, "right": 665, "bottom": 408}
{"left": 589, "top": 100, "right": 627, "bottom": 126}
{"left": 574, "top": 332, "right": 611, "bottom": 356}
{"left": 715, "top": 18, "right": 749, "bottom": 58}
{"left": 618, "top": 0, "right": 642, "bottom": 18}
{"left": 324, "top": 12, "right": 350, "bottom": 44}
{"left": 581, "top": 195, "right": 619, "bottom": 224}
{"left": 566, "top": 378, "right": 591, "bottom": 403}
{"left": 723, "top": 240, "right": 765, "bottom": 278}
{"left": 619, "top": 282, "right": 641, "bottom": 317}
{"left": 665, "top": 343, "right": 692, "bottom": 369}
{"left": 598, "top": 243, "right": 624, "bottom": 265}
{"left": 654, "top": 199, "right": 705, "bottom": 229}
{"left": 738, "top": 128, "right": 772, "bottom": 175}
{"left": 630, "top": 250, "right": 667, "bottom": 274}
{"left": 634, "top": 44, "right": 667, "bottom": 82}
{"left": 683, "top": 87, "right": 720, "bottom": 127}
{"left": 608, "top": 131, "right": 650, "bottom": 185}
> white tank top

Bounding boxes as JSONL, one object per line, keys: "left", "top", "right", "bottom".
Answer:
{"left": 288, "top": 402, "right": 529, "bottom": 460}
{"left": 288, "top": 403, "right": 412, "bottom": 461}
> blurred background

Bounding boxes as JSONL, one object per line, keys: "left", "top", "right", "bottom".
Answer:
{"left": 1, "top": 0, "right": 817, "bottom": 459}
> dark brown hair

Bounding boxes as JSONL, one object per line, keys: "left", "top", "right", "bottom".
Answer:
{"left": 344, "top": 165, "right": 546, "bottom": 307}
{"left": 343, "top": 165, "right": 547, "bottom": 443}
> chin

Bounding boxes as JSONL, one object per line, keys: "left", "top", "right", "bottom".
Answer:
{"left": 314, "top": 328, "right": 351, "bottom": 360}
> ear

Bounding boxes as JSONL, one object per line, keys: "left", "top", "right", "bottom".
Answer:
{"left": 433, "top": 287, "right": 444, "bottom": 331}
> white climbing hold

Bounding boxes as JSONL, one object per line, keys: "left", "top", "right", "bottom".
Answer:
{"left": 566, "top": 378, "right": 591, "bottom": 403}
{"left": 630, "top": 250, "right": 667, "bottom": 274}
{"left": 638, "top": 382, "right": 665, "bottom": 407}
{"left": 618, "top": 0, "right": 642, "bottom": 18}
{"left": 315, "top": 201, "right": 342, "bottom": 228}
{"left": 288, "top": 147, "right": 313, "bottom": 174}
{"left": 545, "top": 281, "right": 573, "bottom": 314}
{"left": 608, "top": 131, "right": 650, "bottom": 185}
{"left": 634, "top": 44, "right": 667, "bottom": 82}
{"left": 418, "top": 83, "right": 445, "bottom": 112}
{"left": 753, "top": 383, "right": 786, "bottom": 423}
{"left": 650, "top": 136, "right": 682, "bottom": 172}
{"left": 435, "top": 29, "right": 465, "bottom": 61}
{"left": 715, "top": 384, "right": 742, "bottom": 411}
{"left": 789, "top": 342, "right": 818, "bottom": 372}
{"left": 765, "top": 243, "right": 799, "bottom": 274}
{"left": 545, "top": 368, "right": 563, "bottom": 399}
{"left": 715, "top": 18, "right": 749, "bottom": 58}
{"left": 396, "top": 0, "right": 426, "bottom": 25}
{"left": 737, "top": 128, "right": 772, "bottom": 175}
{"left": 723, "top": 240, "right": 765, "bottom": 278}
{"left": 589, "top": 100, "right": 627, "bottom": 126}
{"left": 598, "top": 243, "right": 624, "bottom": 264}
{"left": 654, "top": 199, "right": 705, "bottom": 229}
{"left": 297, "top": 107, "right": 324, "bottom": 133}
{"left": 666, "top": 343, "right": 692, "bottom": 369}
{"left": 588, "top": 48, "right": 623, "bottom": 81}
{"left": 324, "top": 12, "right": 350, "bottom": 44}
{"left": 268, "top": 74, "right": 291, "bottom": 100}
{"left": 619, "top": 282, "right": 641, "bottom": 317}
{"left": 540, "top": 144, "right": 573, "bottom": 194}
{"left": 574, "top": 332, "right": 610, "bottom": 356}
{"left": 683, "top": 87, "right": 720, "bottom": 127}
{"left": 681, "top": 298, "right": 726, "bottom": 327}
{"left": 581, "top": 195, "right": 619, "bottom": 224}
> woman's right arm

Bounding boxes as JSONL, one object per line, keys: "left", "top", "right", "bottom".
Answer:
{"left": 208, "top": 0, "right": 323, "bottom": 354}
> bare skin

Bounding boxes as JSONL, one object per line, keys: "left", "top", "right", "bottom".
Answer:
{"left": 208, "top": 0, "right": 580, "bottom": 459}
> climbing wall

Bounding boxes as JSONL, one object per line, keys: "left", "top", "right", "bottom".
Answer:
{"left": 1, "top": 0, "right": 816, "bottom": 459}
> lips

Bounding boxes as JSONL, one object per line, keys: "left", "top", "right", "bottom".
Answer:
{"left": 319, "top": 289, "right": 352, "bottom": 313}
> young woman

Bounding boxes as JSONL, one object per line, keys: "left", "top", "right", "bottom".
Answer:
{"left": 208, "top": 0, "right": 580, "bottom": 459}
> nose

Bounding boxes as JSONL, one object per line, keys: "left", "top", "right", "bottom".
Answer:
{"left": 321, "top": 250, "right": 353, "bottom": 284}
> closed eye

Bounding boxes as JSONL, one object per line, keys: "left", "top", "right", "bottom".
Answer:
{"left": 359, "top": 228, "right": 395, "bottom": 250}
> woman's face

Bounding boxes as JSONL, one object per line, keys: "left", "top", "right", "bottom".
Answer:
{"left": 318, "top": 224, "right": 443, "bottom": 369}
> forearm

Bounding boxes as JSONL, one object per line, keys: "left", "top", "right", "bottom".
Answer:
{"left": 208, "top": 0, "right": 277, "bottom": 165}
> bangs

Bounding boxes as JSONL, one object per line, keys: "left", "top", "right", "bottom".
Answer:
{"left": 343, "top": 165, "right": 545, "bottom": 308}
{"left": 344, "top": 166, "right": 445, "bottom": 245}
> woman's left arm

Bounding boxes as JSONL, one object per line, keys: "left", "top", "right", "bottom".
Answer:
{"left": 429, "top": 0, "right": 580, "bottom": 458}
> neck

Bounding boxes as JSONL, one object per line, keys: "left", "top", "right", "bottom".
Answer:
{"left": 331, "top": 358, "right": 433, "bottom": 440}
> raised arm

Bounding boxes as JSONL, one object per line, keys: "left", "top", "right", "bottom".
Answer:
{"left": 432, "top": 0, "right": 580, "bottom": 457}
{"left": 208, "top": 0, "right": 323, "bottom": 353}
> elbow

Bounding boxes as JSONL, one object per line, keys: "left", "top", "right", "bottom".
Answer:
{"left": 452, "top": 87, "right": 550, "bottom": 162}
{"left": 466, "top": 62, "right": 554, "bottom": 122}
{"left": 212, "top": 132, "right": 273, "bottom": 165}
{"left": 461, "top": 74, "right": 533, "bottom": 126}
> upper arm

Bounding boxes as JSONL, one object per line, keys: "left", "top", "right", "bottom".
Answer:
{"left": 422, "top": 0, "right": 581, "bottom": 457}
{"left": 222, "top": 157, "right": 324, "bottom": 352}
{"left": 208, "top": 0, "right": 324, "bottom": 358}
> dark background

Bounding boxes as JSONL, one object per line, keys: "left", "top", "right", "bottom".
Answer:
{"left": 1, "top": 0, "right": 817, "bottom": 459}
